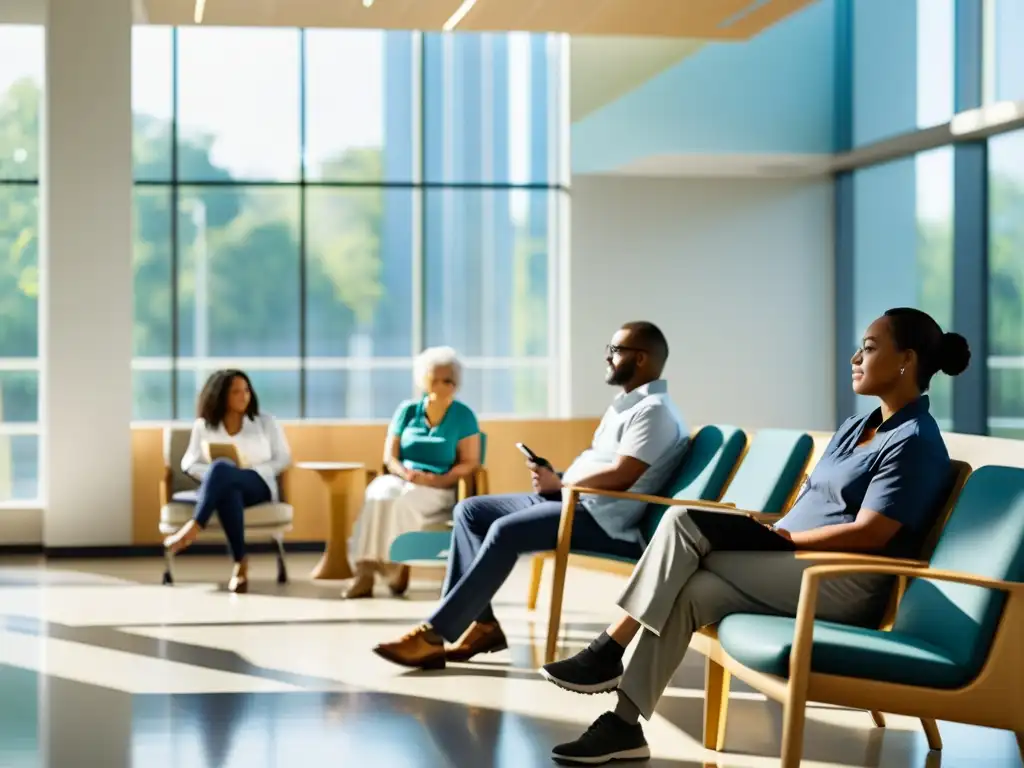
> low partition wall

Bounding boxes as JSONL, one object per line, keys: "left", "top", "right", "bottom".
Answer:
{"left": 131, "top": 418, "right": 602, "bottom": 546}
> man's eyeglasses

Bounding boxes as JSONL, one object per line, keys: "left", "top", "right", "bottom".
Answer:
{"left": 606, "top": 344, "right": 647, "bottom": 357}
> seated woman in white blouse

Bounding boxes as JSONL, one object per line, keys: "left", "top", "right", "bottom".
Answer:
{"left": 163, "top": 369, "right": 292, "bottom": 593}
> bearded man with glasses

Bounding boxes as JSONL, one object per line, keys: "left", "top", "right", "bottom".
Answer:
{"left": 373, "top": 321, "right": 691, "bottom": 671}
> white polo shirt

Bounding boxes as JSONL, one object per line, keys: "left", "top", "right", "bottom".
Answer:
{"left": 561, "top": 380, "right": 689, "bottom": 543}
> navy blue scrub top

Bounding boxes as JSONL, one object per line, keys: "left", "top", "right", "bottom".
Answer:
{"left": 775, "top": 396, "right": 951, "bottom": 557}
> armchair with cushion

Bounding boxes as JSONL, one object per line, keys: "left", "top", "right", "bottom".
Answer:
{"left": 693, "top": 458, "right": 970, "bottom": 753}
{"left": 695, "top": 462, "right": 1024, "bottom": 767}
{"left": 158, "top": 426, "right": 294, "bottom": 586}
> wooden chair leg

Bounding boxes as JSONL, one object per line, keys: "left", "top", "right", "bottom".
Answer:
{"left": 921, "top": 718, "right": 942, "bottom": 751}
{"left": 703, "top": 658, "right": 731, "bottom": 751}
{"left": 545, "top": 549, "right": 569, "bottom": 664}
{"left": 780, "top": 576, "right": 817, "bottom": 768}
{"left": 780, "top": 689, "right": 808, "bottom": 768}
{"left": 870, "top": 711, "right": 886, "bottom": 728}
{"left": 527, "top": 555, "right": 544, "bottom": 611}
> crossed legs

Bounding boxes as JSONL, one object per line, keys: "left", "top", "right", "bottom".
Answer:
{"left": 163, "top": 459, "right": 270, "bottom": 592}
{"left": 540, "top": 507, "right": 887, "bottom": 765}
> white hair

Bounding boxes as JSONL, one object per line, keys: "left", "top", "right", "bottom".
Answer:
{"left": 413, "top": 346, "right": 463, "bottom": 393}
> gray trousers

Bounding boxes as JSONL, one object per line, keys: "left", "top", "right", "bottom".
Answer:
{"left": 617, "top": 507, "right": 891, "bottom": 720}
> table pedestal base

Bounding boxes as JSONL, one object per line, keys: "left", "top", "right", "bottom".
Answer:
{"left": 305, "top": 469, "right": 364, "bottom": 581}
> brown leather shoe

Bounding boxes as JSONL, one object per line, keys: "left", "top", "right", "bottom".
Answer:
{"left": 446, "top": 621, "right": 508, "bottom": 662}
{"left": 373, "top": 625, "right": 447, "bottom": 670}
{"left": 343, "top": 562, "right": 377, "bottom": 599}
{"left": 387, "top": 563, "right": 411, "bottom": 596}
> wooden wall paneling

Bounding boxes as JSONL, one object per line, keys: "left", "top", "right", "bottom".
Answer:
{"left": 131, "top": 419, "right": 602, "bottom": 546}
{"left": 131, "top": 427, "right": 166, "bottom": 545}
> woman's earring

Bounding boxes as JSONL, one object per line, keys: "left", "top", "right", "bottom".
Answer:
{"left": 900, "top": 367, "right": 905, "bottom": 376}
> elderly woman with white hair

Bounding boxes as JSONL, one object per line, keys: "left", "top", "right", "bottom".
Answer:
{"left": 344, "top": 346, "right": 482, "bottom": 599}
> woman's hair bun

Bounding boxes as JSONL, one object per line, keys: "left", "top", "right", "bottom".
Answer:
{"left": 939, "top": 332, "right": 971, "bottom": 376}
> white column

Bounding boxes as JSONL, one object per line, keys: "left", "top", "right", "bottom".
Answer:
{"left": 40, "top": 0, "right": 134, "bottom": 547}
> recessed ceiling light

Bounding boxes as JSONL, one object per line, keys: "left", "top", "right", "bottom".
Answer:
{"left": 362, "top": 0, "right": 374, "bottom": 6}
{"left": 443, "top": 0, "right": 477, "bottom": 31}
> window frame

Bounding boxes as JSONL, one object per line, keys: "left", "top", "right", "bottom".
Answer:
{"left": 832, "top": 0, "right": 1004, "bottom": 435}
{"left": 0, "top": 24, "right": 44, "bottom": 503}
{"left": 131, "top": 27, "right": 570, "bottom": 422}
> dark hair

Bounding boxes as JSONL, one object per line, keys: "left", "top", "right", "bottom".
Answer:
{"left": 884, "top": 308, "right": 971, "bottom": 391}
{"left": 622, "top": 321, "right": 669, "bottom": 367}
{"left": 197, "top": 369, "right": 259, "bottom": 427}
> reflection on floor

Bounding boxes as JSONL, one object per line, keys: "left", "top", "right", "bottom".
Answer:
{"left": 0, "top": 552, "right": 1019, "bottom": 767}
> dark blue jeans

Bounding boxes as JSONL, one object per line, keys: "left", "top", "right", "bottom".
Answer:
{"left": 193, "top": 459, "right": 271, "bottom": 562}
{"left": 428, "top": 493, "right": 643, "bottom": 642}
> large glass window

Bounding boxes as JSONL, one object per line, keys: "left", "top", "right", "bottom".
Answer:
{"left": 132, "top": 28, "right": 568, "bottom": 421}
{"left": 987, "top": 130, "right": 1024, "bottom": 437}
{"left": 851, "top": 148, "right": 955, "bottom": 426}
{"left": 988, "top": 0, "right": 1024, "bottom": 104}
{"left": 0, "top": 25, "right": 42, "bottom": 502}
{"left": 423, "top": 187, "right": 560, "bottom": 416}
{"left": 852, "top": 0, "right": 954, "bottom": 146}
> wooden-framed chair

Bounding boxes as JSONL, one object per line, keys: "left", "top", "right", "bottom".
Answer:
{"left": 158, "top": 427, "right": 294, "bottom": 585}
{"left": 693, "top": 462, "right": 1024, "bottom": 767}
{"left": 540, "top": 423, "right": 755, "bottom": 662}
{"left": 386, "top": 433, "right": 489, "bottom": 565}
{"left": 692, "top": 458, "right": 971, "bottom": 752}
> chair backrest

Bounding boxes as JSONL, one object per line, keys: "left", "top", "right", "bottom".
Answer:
{"left": 893, "top": 464, "right": 1024, "bottom": 678}
{"left": 640, "top": 425, "right": 747, "bottom": 542}
{"left": 878, "top": 459, "right": 971, "bottom": 631}
{"left": 163, "top": 427, "right": 199, "bottom": 496}
{"left": 720, "top": 429, "right": 814, "bottom": 515}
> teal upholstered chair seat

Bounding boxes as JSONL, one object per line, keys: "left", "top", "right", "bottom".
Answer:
{"left": 389, "top": 529, "right": 452, "bottom": 562}
{"left": 716, "top": 614, "right": 967, "bottom": 689}
{"left": 718, "top": 464, "right": 1024, "bottom": 693}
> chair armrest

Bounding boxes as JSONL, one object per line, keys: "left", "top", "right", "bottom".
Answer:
{"left": 801, "top": 563, "right": 1024, "bottom": 594}
{"left": 159, "top": 467, "right": 172, "bottom": 507}
{"left": 565, "top": 486, "right": 775, "bottom": 521}
{"left": 794, "top": 552, "right": 929, "bottom": 569}
{"left": 474, "top": 466, "right": 489, "bottom": 497}
{"left": 555, "top": 488, "right": 582, "bottom": 559}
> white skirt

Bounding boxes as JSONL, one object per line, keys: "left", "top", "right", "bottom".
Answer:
{"left": 349, "top": 473, "right": 457, "bottom": 562}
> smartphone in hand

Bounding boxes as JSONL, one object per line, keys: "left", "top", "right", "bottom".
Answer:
{"left": 516, "top": 442, "right": 553, "bottom": 471}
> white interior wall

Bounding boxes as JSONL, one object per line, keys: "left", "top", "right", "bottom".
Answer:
{"left": 40, "top": 0, "right": 134, "bottom": 547}
{"left": 568, "top": 174, "right": 836, "bottom": 431}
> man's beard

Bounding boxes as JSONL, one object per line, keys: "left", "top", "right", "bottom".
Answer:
{"left": 606, "top": 359, "right": 636, "bottom": 386}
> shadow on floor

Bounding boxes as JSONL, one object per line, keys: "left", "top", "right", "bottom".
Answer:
{"left": 655, "top": 693, "right": 944, "bottom": 768}
{"left": 0, "top": 663, "right": 708, "bottom": 768}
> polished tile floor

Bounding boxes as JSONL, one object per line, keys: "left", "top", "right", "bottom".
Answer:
{"left": 0, "top": 552, "right": 1019, "bottom": 767}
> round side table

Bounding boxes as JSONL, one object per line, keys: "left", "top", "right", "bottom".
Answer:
{"left": 297, "top": 461, "right": 366, "bottom": 580}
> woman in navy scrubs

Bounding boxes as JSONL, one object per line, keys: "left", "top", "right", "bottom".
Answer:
{"left": 542, "top": 307, "right": 971, "bottom": 766}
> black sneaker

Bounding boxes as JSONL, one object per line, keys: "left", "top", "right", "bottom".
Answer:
{"left": 552, "top": 712, "right": 650, "bottom": 765}
{"left": 541, "top": 646, "right": 623, "bottom": 694}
